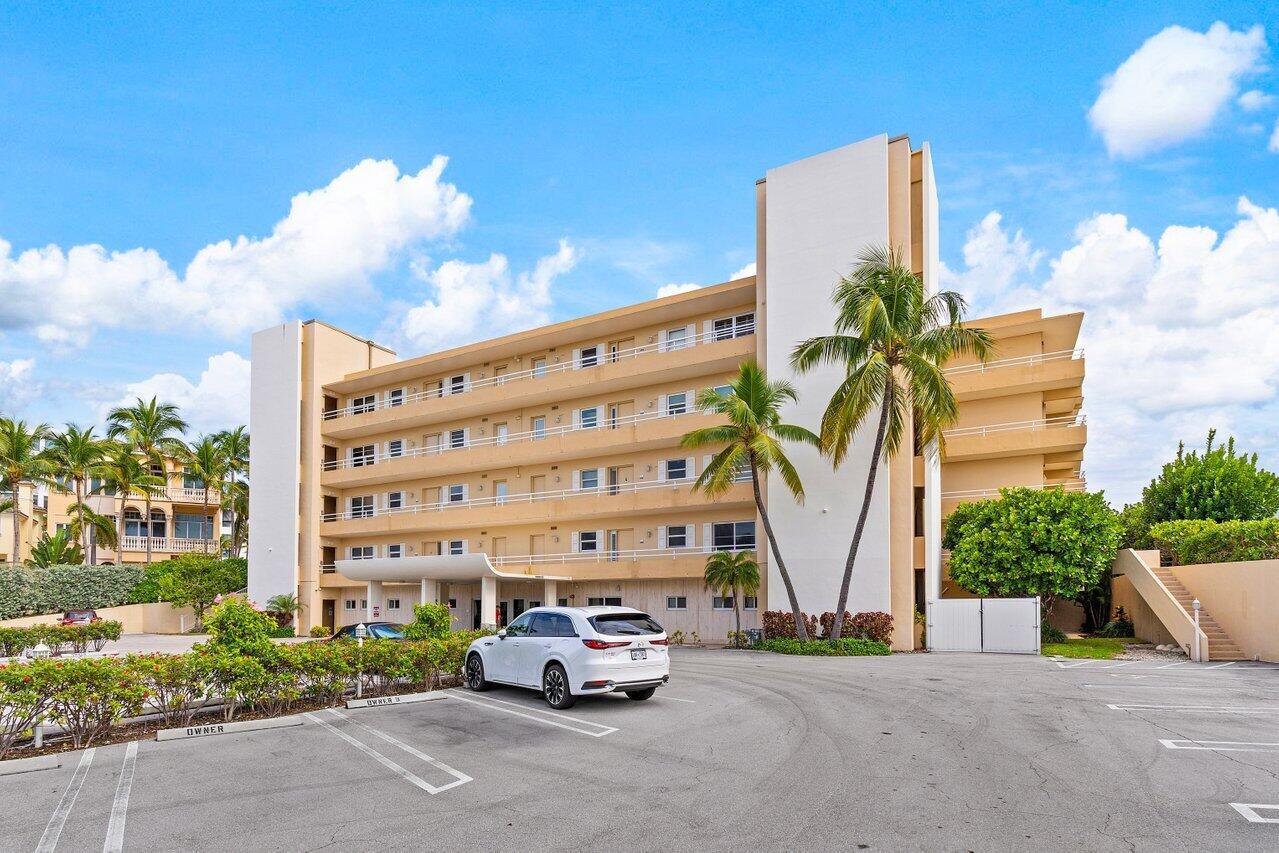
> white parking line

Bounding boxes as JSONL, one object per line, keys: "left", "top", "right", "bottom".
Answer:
{"left": 1206, "top": 662, "right": 1237, "bottom": 669}
{"left": 662, "top": 696, "right": 697, "bottom": 703}
{"left": 444, "top": 691, "right": 618, "bottom": 737}
{"left": 103, "top": 741, "right": 138, "bottom": 853}
{"left": 36, "top": 747, "right": 95, "bottom": 853}
{"left": 1106, "top": 703, "right": 1277, "bottom": 714}
{"left": 303, "top": 712, "right": 457, "bottom": 795}
{"left": 1230, "top": 803, "right": 1279, "bottom": 823}
{"left": 324, "top": 709, "right": 470, "bottom": 793}
{"left": 1161, "top": 740, "right": 1279, "bottom": 752}
{"left": 1080, "top": 683, "right": 1217, "bottom": 691}
{"left": 1097, "top": 662, "right": 1136, "bottom": 669}
{"left": 1156, "top": 661, "right": 1191, "bottom": 669}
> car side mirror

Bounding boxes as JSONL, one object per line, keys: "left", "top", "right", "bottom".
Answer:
{"left": 497, "top": 629, "right": 508, "bottom": 639}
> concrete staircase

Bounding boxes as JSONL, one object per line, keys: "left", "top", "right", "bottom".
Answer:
{"left": 1151, "top": 566, "right": 1245, "bottom": 660}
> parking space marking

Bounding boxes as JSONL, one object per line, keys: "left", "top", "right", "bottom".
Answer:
{"left": 1230, "top": 803, "right": 1279, "bottom": 823}
{"left": 323, "top": 710, "right": 471, "bottom": 793}
{"left": 662, "top": 696, "right": 697, "bottom": 703}
{"left": 1097, "top": 662, "right": 1136, "bottom": 669}
{"left": 1156, "top": 661, "right": 1191, "bottom": 669}
{"left": 444, "top": 691, "right": 618, "bottom": 737}
{"left": 1161, "top": 740, "right": 1279, "bottom": 752}
{"left": 103, "top": 740, "right": 138, "bottom": 853}
{"left": 303, "top": 712, "right": 454, "bottom": 795}
{"left": 1081, "top": 683, "right": 1217, "bottom": 691}
{"left": 36, "top": 747, "right": 95, "bottom": 853}
{"left": 1206, "top": 662, "right": 1237, "bottom": 669}
{"left": 1106, "top": 703, "right": 1277, "bottom": 714}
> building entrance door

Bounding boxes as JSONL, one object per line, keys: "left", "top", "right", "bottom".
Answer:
{"left": 607, "top": 465, "right": 633, "bottom": 496}
{"left": 490, "top": 537, "right": 508, "bottom": 560}
{"left": 472, "top": 599, "right": 481, "bottom": 630}
{"left": 607, "top": 528, "right": 634, "bottom": 561}
{"left": 498, "top": 601, "right": 509, "bottom": 627}
{"left": 322, "top": 600, "right": 335, "bottom": 630}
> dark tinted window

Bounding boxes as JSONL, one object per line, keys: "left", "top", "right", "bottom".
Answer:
{"left": 530, "top": 613, "right": 577, "bottom": 637}
{"left": 589, "top": 613, "right": 664, "bottom": 636}
{"left": 505, "top": 613, "right": 534, "bottom": 637}
{"left": 370, "top": 624, "right": 405, "bottom": 639}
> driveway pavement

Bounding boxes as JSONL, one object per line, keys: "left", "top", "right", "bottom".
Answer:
{"left": 4, "top": 649, "right": 1278, "bottom": 851}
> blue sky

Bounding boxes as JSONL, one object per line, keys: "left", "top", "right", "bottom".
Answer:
{"left": 0, "top": 3, "right": 1276, "bottom": 503}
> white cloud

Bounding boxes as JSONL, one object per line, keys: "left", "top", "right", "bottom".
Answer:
{"left": 390, "top": 239, "right": 580, "bottom": 354}
{"left": 1088, "top": 22, "right": 1268, "bottom": 158}
{"left": 946, "top": 199, "right": 1279, "bottom": 503}
{"left": 656, "top": 283, "right": 702, "bottom": 298}
{"left": 939, "top": 211, "right": 1043, "bottom": 311}
{"left": 1238, "top": 89, "right": 1275, "bottom": 111}
{"left": 103, "top": 351, "right": 251, "bottom": 436}
{"left": 1270, "top": 119, "right": 1279, "bottom": 153}
{"left": 0, "top": 358, "right": 38, "bottom": 412}
{"left": 730, "top": 262, "right": 756, "bottom": 280}
{"left": 0, "top": 157, "right": 472, "bottom": 346}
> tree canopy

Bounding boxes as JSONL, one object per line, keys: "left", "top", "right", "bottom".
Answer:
{"left": 1142, "top": 429, "right": 1279, "bottom": 525}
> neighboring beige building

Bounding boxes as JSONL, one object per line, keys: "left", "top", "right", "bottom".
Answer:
{"left": 248, "top": 133, "right": 1087, "bottom": 649}
{"left": 0, "top": 482, "right": 49, "bottom": 563}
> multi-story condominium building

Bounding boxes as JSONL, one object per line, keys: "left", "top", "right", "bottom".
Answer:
{"left": 0, "top": 482, "right": 49, "bottom": 563}
{"left": 248, "top": 133, "right": 1085, "bottom": 649}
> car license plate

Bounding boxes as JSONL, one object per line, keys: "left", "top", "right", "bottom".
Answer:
{"left": 630, "top": 649, "right": 647, "bottom": 660}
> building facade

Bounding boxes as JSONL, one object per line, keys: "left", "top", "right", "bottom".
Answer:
{"left": 248, "top": 133, "right": 1086, "bottom": 649}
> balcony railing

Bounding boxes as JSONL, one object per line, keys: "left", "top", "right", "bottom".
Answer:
{"left": 117, "top": 536, "right": 216, "bottom": 553}
{"left": 940, "top": 480, "right": 1087, "bottom": 501}
{"left": 325, "top": 406, "right": 704, "bottom": 472}
{"left": 943, "top": 348, "right": 1084, "bottom": 377}
{"left": 167, "top": 486, "right": 220, "bottom": 502}
{"left": 323, "top": 323, "right": 755, "bottom": 420}
{"left": 943, "top": 414, "right": 1085, "bottom": 440}
{"left": 322, "top": 471, "right": 750, "bottom": 522}
{"left": 491, "top": 543, "right": 753, "bottom": 568}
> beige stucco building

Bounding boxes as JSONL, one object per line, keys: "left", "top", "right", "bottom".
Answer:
{"left": 248, "top": 133, "right": 1086, "bottom": 649}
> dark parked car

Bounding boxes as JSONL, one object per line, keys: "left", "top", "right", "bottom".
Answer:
{"left": 60, "top": 609, "right": 101, "bottom": 626}
{"left": 329, "top": 622, "right": 405, "bottom": 640}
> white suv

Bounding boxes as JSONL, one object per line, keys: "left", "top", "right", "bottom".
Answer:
{"left": 464, "top": 606, "right": 670, "bottom": 709}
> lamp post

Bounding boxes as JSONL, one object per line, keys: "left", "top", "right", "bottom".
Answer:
{"left": 355, "top": 623, "right": 367, "bottom": 698}
{"left": 1192, "top": 599, "right": 1202, "bottom": 662}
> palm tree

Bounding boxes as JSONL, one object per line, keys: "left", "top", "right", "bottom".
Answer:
{"left": 65, "top": 502, "right": 119, "bottom": 552}
{"left": 28, "top": 529, "right": 84, "bottom": 568}
{"left": 0, "top": 418, "right": 55, "bottom": 564}
{"left": 213, "top": 426, "right": 248, "bottom": 556}
{"left": 45, "top": 425, "right": 109, "bottom": 556}
{"left": 96, "top": 444, "right": 164, "bottom": 559}
{"left": 681, "top": 360, "right": 820, "bottom": 641}
{"left": 790, "top": 244, "right": 994, "bottom": 639}
{"left": 703, "top": 550, "right": 760, "bottom": 648}
{"left": 106, "top": 398, "right": 188, "bottom": 565}
{"left": 181, "top": 436, "right": 228, "bottom": 554}
{"left": 222, "top": 479, "right": 249, "bottom": 557}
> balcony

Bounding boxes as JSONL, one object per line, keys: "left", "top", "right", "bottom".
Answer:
{"left": 321, "top": 476, "right": 752, "bottom": 537}
{"left": 940, "top": 480, "right": 1087, "bottom": 513}
{"left": 320, "top": 326, "right": 755, "bottom": 439}
{"left": 321, "top": 407, "right": 720, "bottom": 489}
{"left": 942, "top": 415, "right": 1086, "bottom": 463}
{"left": 115, "top": 536, "right": 217, "bottom": 554}
{"left": 166, "top": 486, "right": 221, "bottom": 503}
{"left": 945, "top": 349, "right": 1084, "bottom": 402}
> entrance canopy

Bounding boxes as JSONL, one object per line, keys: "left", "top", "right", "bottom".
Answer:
{"left": 334, "top": 554, "right": 570, "bottom": 584}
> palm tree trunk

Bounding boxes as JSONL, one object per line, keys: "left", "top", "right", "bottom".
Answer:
{"left": 733, "top": 583, "right": 742, "bottom": 648}
{"left": 75, "top": 477, "right": 87, "bottom": 556}
{"left": 202, "top": 489, "right": 211, "bottom": 555}
{"left": 145, "top": 494, "right": 154, "bottom": 565}
{"left": 117, "top": 490, "right": 127, "bottom": 563}
{"left": 11, "top": 487, "right": 21, "bottom": 564}
{"left": 749, "top": 459, "right": 810, "bottom": 642}
{"left": 830, "top": 378, "right": 893, "bottom": 641}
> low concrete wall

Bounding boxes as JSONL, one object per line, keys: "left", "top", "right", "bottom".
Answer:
{"left": 1172, "top": 559, "right": 1279, "bottom": 663}
{"left": 0, "top": 601, "right": 195, "bottom": 633}
{"left": 1111, "top": 574, "right": 1176, "bottom": 646}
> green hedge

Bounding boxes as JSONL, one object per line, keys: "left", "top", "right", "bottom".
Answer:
{"left": 754, "top": 637, "right": 891, "bottom": 656}
{"left": 0, "top": 565, "right": 143, "bottom": 620}
{"left": 127, "top": 557, "right": 247, "bottom": 605}
{"left": 1150, "top": 518, "right": 1279, "bottom": 565}
{"left": 0, "top": 622, "right": 123, "bottom": 657}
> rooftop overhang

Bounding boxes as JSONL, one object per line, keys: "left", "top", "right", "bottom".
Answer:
{"left": 334, "top": 554, "right": 571, "bottom": 584}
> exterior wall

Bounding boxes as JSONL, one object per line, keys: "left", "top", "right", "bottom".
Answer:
{"left": 1111, "top": 575, "right": 1177, "bottom": 646}
{"left": 0, "top": 601, "right": 196, "bottom": 634}
{"left": 0, "top": 483, "right": 45, "bottom": 563}
{"left": 1172, "top": 560, "right": 1279, "bottom": 663}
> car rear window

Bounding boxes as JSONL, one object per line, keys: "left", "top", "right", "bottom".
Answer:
{"left": 65, "top": 610, "right": 93, "bottom": 618}
{"left": 588, "top": 613, "right": 663, "bottom": 636}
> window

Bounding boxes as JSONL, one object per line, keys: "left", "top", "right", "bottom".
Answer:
{"left": 350, "top": 445, "right": 376, "bottom": 467}
{"left": 351, "top": 394, "right": 376, "bottom": 414}
{"left": 532, "top": 416, "right": 546, "bottom": 439}
{"left": 447, "top": 598, "right": 457, "bottom": 609}
{"left": 448, "top": 429, "right": 466, "bottom": 449}
{"left": 448, "top": 485, "right": 465, "bottom": 503}
{"left": 532, "top": 358, "right": 547, "bottom": 377}
{"left": 713, "top": 312, "right": 755, "bottom": 340}
{"left": 712, "top": 596, "right": 734, "bottom": 610}
{"left": 344, "top": 599, "right": 356, "bottom": 611}
{"left": 713, "top": 384, "right": 732, "bottom": 398}
{"left": 386, "top": 544, "right": 403, "bottom": 559}
{"left": 388, "top": 388, "right": 404, "bottom": 407}
{"left": 350, "top": 545, "right": 375, "bottom": 560}
{"left": 579, "top": 407, "right": 599, "bottom": 429}
{"left": 174, "top": 513, "right": 212, "bottom": 539}
{"left": 665, "top": 458, "right": 688, "bottom": 480}
{"left": 494, "top": 481, "right": 508, "bottom": 504}
{"left": 449, "top": 375, "right": 466, "bottom": 395}
{"left": 579, "top": 469, "right": 599, "bottom": 490}
{"left": 350, "top": 496, "right": 374, "bottom": 519}
{"left": 386, "top": 439, "right": 404, "bottom": 458}
{"left": 744, "top": 596, "right": 758, "bottom": 610}
{"left": 663, "top": 326, "right": 689, "bottom": 351}
{"left": 360, "top": 599, "right": 368, "bottom": 609}
{"left": 513, "top": 598, "right": 526, "bottom": 615}
{"left": 666, "top": 525, "right": 688, "bottom": 548}
{"left": 505, "top": 613, "right": 534, "bottom": 637}
{"left": 386, "top": 491, "right": 403, "bottom": 510}
{"left": 665, "top": 392, "right": 688, "bottom": 415}
{"left": 124, "top": 509, "right": 145, "bottom": 537}
{"left": 578, "top": 531, "right": 599, "bottom": 552}
{"left": 712, "top": 520, "right": 756, "bottom": 551}
{"left": 495, "top": 423, "right": 509, "bottom": 444}
{"left": 182, "top": 467, "right": 204, "bottom": 489}
{"left": 579, "top": 346, "right": 599, "bottom": 368}
{"left": 530, "top": 613, "right": 576, "bottom": 637}
{"left": 447, "top": 540, "right": 465, "bottom": 555}
{"left": 386, "top": 598, "right": 401, "bottom": 610}
{"left": 557, "top": 598, "right": 569, "bottom": 607}
{"left": 666, "top": 596, "right": 688, "bottom": 610}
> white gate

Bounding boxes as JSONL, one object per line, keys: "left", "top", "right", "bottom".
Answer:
{"left": 927, "top": 597, "right": 1040, "bottom": 654}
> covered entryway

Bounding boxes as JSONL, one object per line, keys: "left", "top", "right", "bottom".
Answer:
{"left": 927, "top": 597, "right": 1040, "bottom": 654}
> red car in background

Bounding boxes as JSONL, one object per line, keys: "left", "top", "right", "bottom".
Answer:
{"left": 59, "top": 609, "right": 101, "bottom": 626}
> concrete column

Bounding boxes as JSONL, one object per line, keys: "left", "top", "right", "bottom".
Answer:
{"left": 480, "top": 576, "right": 498, "bottom": 630}
{"left": 543, "top": 579, "right": 558, "bottom": 607}
{"left": 366, "top": 580, "right": 382, "bottom": 622}
{"left": 419, "top": 578, "right": 439, "bottom": 605}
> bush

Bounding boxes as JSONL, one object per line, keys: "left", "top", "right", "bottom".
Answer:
{"left": 157, "top": 556, "right": 248, "bottom": 628}
{"left": 848, "top": 611, "right": 893, "bottom": 645}
{"left": 127, "top": 556, "right": 247, "bottom": 606}
{"left": 200, "top": 597, "right": 277, "bottom": 658}
{"left": 190, "top": 649, "right": 268, "bottom": 722}
{"left": 1142, "top": 430, "right": 1279, "bottom": 525}
{"left": 1042, "top": 624, "right": 1067, "bottom": 644}
{"left": 0, "top": 565, "right": 143, "bottom": 620}
{"left": 1150, "top": 518, "right": 1279, "bottom": 565}
{"left": 39, "top": 658, "right": 147, "bottom": 748}
{"left": 402, "top": 603, "right": 451, "bottom": 641}
{"left": 0, "top": 622, "right": 123, "bottom": 658}
{"left": 309, "top": 625, "right": 332, "bottom": 638}
{"left": 754, "top": 638, "right": 891, "bottom": 656}
{"left": 762, "top": 610, "right": 819, "bottom": 640}
{"left": 125, "top": 654, "right": 207, "bottom": 727}
{"left": 0, "top": 662, "right": 50, "bottom": 759}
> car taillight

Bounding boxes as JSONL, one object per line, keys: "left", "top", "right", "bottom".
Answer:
{"left": 582, "top": 639, "right": 631, "bottom": 650}
{"left": 649, "top": 638, "right": 669, "bottom": 646}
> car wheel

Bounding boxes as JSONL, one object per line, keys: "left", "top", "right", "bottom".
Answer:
{"left": 542, "top": 663, "right": 576, "bottom": 709}
{"left": 465, "top": 653, "right": 491, "bottom": 691}
{"left": 625, "top": 687, "right": 657, "bottom": 701}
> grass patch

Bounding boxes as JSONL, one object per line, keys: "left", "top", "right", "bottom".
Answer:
{"left": 1042, "top": 636, "right": 1135, "bottom": 659}
{"left": 754, "top": 638, "right": 891, "bottom": 656}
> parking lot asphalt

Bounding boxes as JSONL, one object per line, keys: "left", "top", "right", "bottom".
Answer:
{"left": 4, "top": 648, "right": 1278, "bottom": 852}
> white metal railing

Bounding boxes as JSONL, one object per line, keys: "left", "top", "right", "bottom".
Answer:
{"left": 322, "top": 472, "right": 750, "bottom": 522}
{"left": 940, "top": 481, "right": 1087, "bottom": 501}
{"left": 944, "top": 348, "right": 1083, "bottom": 377}
{"left": 325, "top": 406, "right": 705, "bottom": 472}
{"left": 943, "top": 414, "right": 1085, "bottom": 440}
{"left": 493, "top": 544, "right": 753, "bottom": 567}
{"left": 168, "top": 486, "right": 220, "bottom": 502}
{"left": 323, "top": 323, "right": 755, "bottom": 420}
{"left": 117, "top": 536, "right": 215, "bottom": 553}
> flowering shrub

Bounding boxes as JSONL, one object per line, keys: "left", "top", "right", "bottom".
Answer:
{"left": 847, "top": 612, "right": 893, "bottom": 645}
{"left": 0, "top": 622, "right": 124, "bottom": 658}
{"left": 762, "top": 610, "right": 819, "bottom": 640}
{"left": 309, "top": 625, "right": 332, "bottom": 638}
{"left": 0, "top": 662, "right": 50, "bottom": 758}
{"left": 201, "top": 597, "right": 277, "bottom": 657}
{"left": 40, "top": 658, "right": 147, "bottom": 748}
{"left": 125, "top": 654, "right": 207, "bottom": 727}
